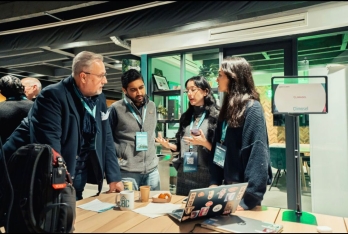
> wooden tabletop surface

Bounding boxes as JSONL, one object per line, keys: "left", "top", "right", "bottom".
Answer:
{"left": 74, "top": 192, "right": 347, "bottom": 233}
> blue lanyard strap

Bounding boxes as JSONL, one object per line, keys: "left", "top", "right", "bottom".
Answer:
{"left": 74, "top": 84, "right": 97, "bottom": 118}
{"left": 73, "top": 84, "right": 96, "bottom": 118}
{"left": 189, "top": 110, "right": 206, "bottom": 150}
{"left": 124, "top": 98, "right": 147, "bottom": 130}
{"left": 7, "top": 96, "right": 27, "bottom": 100}
{"left": 81, "top": 101, "right": 96, "bottom": 118}
{"left": 220, "top": 121, "right": 228, "bottom": 144}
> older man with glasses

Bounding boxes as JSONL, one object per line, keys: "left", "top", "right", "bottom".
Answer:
{"left": 3, "top": 51, "right": 124, "bottom": 201}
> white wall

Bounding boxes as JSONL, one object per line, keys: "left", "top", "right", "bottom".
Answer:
{"left": 131, "top": 2, "right": 348, "bottom": 55}
{"left": 309, "top": 66, "right": 348, "bottom": 217}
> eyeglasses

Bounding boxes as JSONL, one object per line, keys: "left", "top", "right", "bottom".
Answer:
{"left": 183, "top": 88, "right": 201, "bottom": 94}
{"left": 83, "top": 72, "right": 107, "bottom": 79}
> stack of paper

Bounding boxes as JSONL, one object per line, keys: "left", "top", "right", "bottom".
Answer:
{"left": 77, "top": 199, "right": 115, "bottom": 213}
{"left": 133, "top": 203, "right": 182, "bottom": 218}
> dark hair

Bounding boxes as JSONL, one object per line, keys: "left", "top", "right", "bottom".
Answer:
{"left": 121, "top": 69, "right": 143, "bottom": 89}
{"left": 219, "top": 56, "right": 260, "bottom": 127}
{"left": 0, "top": 75, "right": 25, "bottom": 98}
{"left": 176, "top": 76, "right": 220, "bottom": 143}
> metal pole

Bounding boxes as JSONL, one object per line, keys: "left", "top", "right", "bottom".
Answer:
{"left": 293, "top": 114, "right": 302, "bottom": 216}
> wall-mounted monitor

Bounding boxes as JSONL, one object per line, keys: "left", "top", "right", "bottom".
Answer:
{"left": 271, "top": 76, "right": 328, "bottom": 115}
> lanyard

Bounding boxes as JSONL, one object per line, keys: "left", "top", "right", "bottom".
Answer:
{"left": 124, "top": 98, "right": 147, "bottom": 130}
{"left": 7, "top": 96, "right": 27, "bottom": 100}
{"left": 189, "top": 110, "right": 206, "bottom": 150}
{"left": 220, "top": 121, "right": 228, "bottom": 144}
{"left": 73, "top": 84, "right": 96, "bottom": 118}
{"left": 81, "top": 100, "right": 96, "bottom": 118}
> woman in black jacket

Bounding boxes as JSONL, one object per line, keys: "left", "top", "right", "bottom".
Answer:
{"left": 155, "top": 76, "right": 220, "bottom": 196}
{"left": 210, "top": 57, "right": 272, "bottom": 210}
{"left": 0, "top": 75, "right": 33, "bottom": 143}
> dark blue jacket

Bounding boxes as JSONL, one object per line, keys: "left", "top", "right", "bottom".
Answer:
{"left": 3, "top": 76, "right": 121, "bottom": 193}
{"left": 210, "top": 100, "right": 272, "bottom": 210}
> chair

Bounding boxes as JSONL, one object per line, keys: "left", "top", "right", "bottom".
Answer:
{"left": 300, "top": 152, "right": 311, "bottom": 190}
{"left": 269, "top": 147, "right": 287, "bottom": 191}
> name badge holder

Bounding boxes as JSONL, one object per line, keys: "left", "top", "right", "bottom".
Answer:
{"left": 124, "top": 98, "right": 148, "bottom": 151}
{"left": 183, "top": 152, "right": 198, "bottom": 173}
{"left": 183, "top": 111, "right": 206, "bottom": 173}
{"left": 213, "top": 121, "right": 228, "bottom": 168}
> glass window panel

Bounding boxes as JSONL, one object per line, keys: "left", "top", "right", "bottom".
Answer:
{"left": 183, "top": 48, "right": 220, "bottom": 110}
{"left": 297, "top": 29, "right": 348, "bottom": 212}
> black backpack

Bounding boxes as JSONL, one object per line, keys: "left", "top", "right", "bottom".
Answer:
{"left": 0, "top": 144, "right": 76, "bottom": 233}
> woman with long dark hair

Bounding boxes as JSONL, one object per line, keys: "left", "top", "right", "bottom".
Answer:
{"left": 155, "top": 76, "right": 219, "bottom": 196}
{"left": 210, "top": 57, "right": 272, "bottom": 210}
{"left": 0, "top": 75, "right": 33, "bottom": 143}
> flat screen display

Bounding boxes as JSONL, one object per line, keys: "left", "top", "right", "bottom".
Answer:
{"left": 271, "top": 76, "right": 328, "bottom": 114}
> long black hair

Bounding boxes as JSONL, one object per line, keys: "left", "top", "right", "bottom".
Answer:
{"left": 176, "top": 76, "right": 220, "bottom": 143}
{"left": 219, "top": 56, "right": 260, "bottom": 127}
{"left": 0, "top": 75, "right": 25, "bottom": 98}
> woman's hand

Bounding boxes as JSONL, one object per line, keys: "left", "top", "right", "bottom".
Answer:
{"left": 155, "top": 132, "right": 171, "bottom": 149}
{"left": 183, "top": 129, "right": 212, "bottom": 150}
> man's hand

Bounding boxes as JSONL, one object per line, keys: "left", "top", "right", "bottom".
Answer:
{"left": 106, "top": 181, "right": 124, "bottom": 193}
{"left": 236, "top": 205, "right": 245, "bottom": 211}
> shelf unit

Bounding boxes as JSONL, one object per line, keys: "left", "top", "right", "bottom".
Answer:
{"left": 153, "top": 86, "right": 220, "bottom": 138}
{"left": 153, "top": 90, "right": 181, "bottom": 96}
{"left": 157, "top": 119, "right": 180, "bottom": 124}
{"left": 153, "top": 89, "right": 182, "bottom": 138}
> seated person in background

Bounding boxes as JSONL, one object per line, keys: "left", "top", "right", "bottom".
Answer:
{"left": 0, "top": 75, "right": 33, "bottom": 144}
{"left": 156, "top": 76, "right": 219, "bottom": 196}
{"left": 210, "top": 56, "right": 272, "bottom": 210}
{"left": 21, "top": 77, "right": 42, "bottom": 101}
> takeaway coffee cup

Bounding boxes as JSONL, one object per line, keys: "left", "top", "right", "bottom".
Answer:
{"left": 123, "top": 181, "right": 133, "bottom": 191}
{"left": 116, "top": 190, "right": 134, "bottom": 211}
{"left": 139, "top": 185, "right": 150, "bottom": 202}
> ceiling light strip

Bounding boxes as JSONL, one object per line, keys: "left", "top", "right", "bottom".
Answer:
{"left": 0, "top": 1, "right": 176, "bottom": 36}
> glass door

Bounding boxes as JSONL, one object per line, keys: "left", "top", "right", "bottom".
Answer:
{"left": 223, "top": 40, "right": 306, "bottom": 211}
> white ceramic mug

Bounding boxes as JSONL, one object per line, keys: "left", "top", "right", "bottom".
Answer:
{"left": 116, "top": 190, "right": 134, "bottom": 211}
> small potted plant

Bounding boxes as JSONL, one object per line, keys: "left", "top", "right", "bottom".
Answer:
{"left": 157, "top": 105, "right": 168, "bottom": 120}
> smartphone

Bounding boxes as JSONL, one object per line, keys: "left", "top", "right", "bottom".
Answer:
{"left": 190, "top": 129, "right": 201, "bottom": 136}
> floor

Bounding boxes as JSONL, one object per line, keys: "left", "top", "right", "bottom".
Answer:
{"left": 82, "top": 167, "right": 312, "bottom": 212}
{"left": 262, "top": 168, "right": 312, "bottom": 212}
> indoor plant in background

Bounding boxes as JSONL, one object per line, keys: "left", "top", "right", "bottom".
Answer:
{"left": 157, "top": 105, "right": 168, "bottom": 120}
{"left": 198, "top": 63, "right": 219, "bottom": 86}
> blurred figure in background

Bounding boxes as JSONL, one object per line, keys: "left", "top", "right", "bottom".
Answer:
{"left": 21, "top": 77, "right": 42, "bottom": 101}
{"left": 0, "top": 75, "right": 33, "bottom": 144}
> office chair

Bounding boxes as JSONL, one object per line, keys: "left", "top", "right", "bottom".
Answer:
{"left": 269, "top": 147, "right": 287, "bottom": 191}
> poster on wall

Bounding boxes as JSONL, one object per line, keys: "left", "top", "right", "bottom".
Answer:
{"left": 272, "top": 76, "right": 328, "bottom": 114}
{"left": 153, "top": 74, "right": 170, "bottom": 90}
